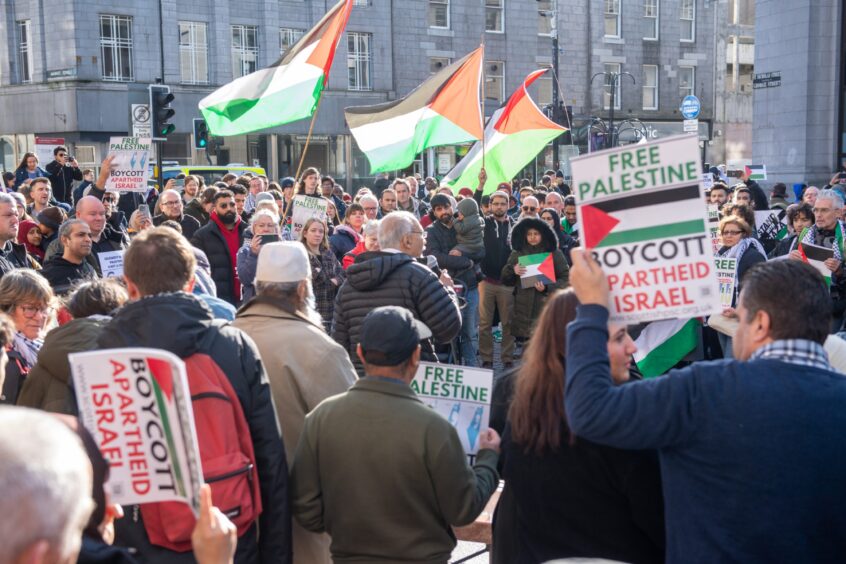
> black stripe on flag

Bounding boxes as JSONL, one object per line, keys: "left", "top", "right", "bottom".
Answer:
{"left": 590, "top": 184, "right": 701, "bottom": 213}
{"left": 803, "top": 242, "right": 834, "bottom": 262}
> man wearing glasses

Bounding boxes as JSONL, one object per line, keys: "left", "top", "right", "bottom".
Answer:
{"left": 519, "top": 196, "right": 541, "bottom": 220}
{"left": 155, "top": 189, "right": 201, "bottom": 239}
{"left": 45, "top": 145, "right": 83, "bottom": 205}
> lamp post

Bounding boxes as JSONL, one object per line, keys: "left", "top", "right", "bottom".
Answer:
{"left": 538, "top": 1, "right": 560, "bottom": 169}
{"left": 590, "top": 71, "right": 635, "bottom": 148}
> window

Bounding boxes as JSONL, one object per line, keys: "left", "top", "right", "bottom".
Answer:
{"left": 231, "top": 25, "right": 258, "bottom": 78}
{"left": 429, "top": 0, "right": 449, "bottom": 29}
{"left": 347, "top": 32, "right": 372, "bottom": 91}
{"left": 603, "top": 63, "right": 621, "bottom": 110}
{"left": 280, "top": 28, "right": 304, "bottom": 55}
{"left": 680, "top": 0, "right": 695, "bottom": 42}
{"left": 485, "top": 61, "right": 505, "bottom": 103}
{"left": 605, "top": 0, "right": 621, "bottom": 38}
{"left": 644, "top": 0, "right": 658, "bottom": 40}
{"left": 485, "top": 0, "right": 504, "bottom": 33}
{"left": 429, "top": 57, "right": 450, "bottom": 75}
{"left": 642, "top": 64, "right": 658, "bottom": 109}
{"left": 537, "top": 65, "right": 553, "bottom": 107}
{"left": 179, "top": 22, "right": 208, "bottom": 85}
{"left": 100, "top": 15, "right": 134, "bottom": 82}
{"left": 679, "top": 66, "right": 695, "bottom": 99}
{"left": 537, "top": 0, "right": 553, "bottom": 36}
{"left": 17, "top": 21, "right": 32, "bottom": 84}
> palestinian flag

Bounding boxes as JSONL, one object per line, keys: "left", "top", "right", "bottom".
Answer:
{"left": 346, "top": 47, "right": 484, "bottom": 173}
{"left": 744, "top": 164, "right": 767, "bottom": 181}
{"left": 633, "top": 318, "right": 699, "bottom": 378}
{"left": 199, "top": 0, "right": 353, "bottom": 136}
{"left": 443, "top": 69, "right": 566, "bottom": 195}
{"left": 798, "top": 241, "right": 834, "bottom": 286}
{"left": 581, "top": 184, "right": 705, "bottom": 249}
{"left": 518, "top": 252, "right": 556, "bottom": 289}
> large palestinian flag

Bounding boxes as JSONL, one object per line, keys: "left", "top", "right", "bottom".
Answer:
{"left": 444, "top": 69, "right": 566, "bottom": 195}
{"left": 581, "top": 184, "right": 706, "bottom": 249}
{"left": 798, "top": 241, "right": 834, "bottom": 286}
{"left": 345, "top": 47, "right": 484, "bottom": 173}
{"left": 199, "top": 0, "right": 353, "bottom": 136}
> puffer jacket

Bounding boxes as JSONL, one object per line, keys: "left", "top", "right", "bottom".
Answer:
{"left": 17, "top": 317, "right": 110, "bottom": 414}
{"left": 332, "top": 251, "right": 461, "bottom": 376}
{"left": 501, "top": 218, "right": 570, "bottom": 338}
{"left": 191, "top": 219, "right": 247, "bottom": 305}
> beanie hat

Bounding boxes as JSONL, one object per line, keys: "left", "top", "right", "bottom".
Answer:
{"left": 457, "top": 197, "right": 479, "bottom": 217}
{"left": 36, "top": 206, "right": 65, "bottom": 231}
{"left": 458, "top": 187, "right": 474, "bottom": 199}
{"left": 430, "top": 194, "right": 452, "bottom": 210}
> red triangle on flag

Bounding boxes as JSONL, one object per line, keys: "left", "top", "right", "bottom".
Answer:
{"left": 538, "top": 252, "right": 556, "bottom": 283}
{"left": 581, "top": 205, "right": 620, "bottom": 248}
{"left": 146, "top": 357, "right": 174, "bottom": 401}
{"left": 744, "top": 165, "right": 752, "bottom": 177}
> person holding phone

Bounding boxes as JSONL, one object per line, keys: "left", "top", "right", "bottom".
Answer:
{"left": 237, "top": 209, "right": 281, "bottom": 302}
{"left": 45, "top": 146, "right": 83, "bottom": 205}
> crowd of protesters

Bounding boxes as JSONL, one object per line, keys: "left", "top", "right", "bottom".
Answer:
{"left": 0, "top": 149, "right": 845, "bottom": 564}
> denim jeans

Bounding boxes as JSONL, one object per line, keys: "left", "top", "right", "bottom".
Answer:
{"left": 458, "top": 287, "right": 479, "bottom": 367}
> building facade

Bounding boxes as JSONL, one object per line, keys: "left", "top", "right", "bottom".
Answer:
{"left": 0, "top": 0, "right": 717, "bottom": 188}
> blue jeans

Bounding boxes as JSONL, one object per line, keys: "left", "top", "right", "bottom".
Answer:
{"left": 458, "top": 287, "right": 479, "bottom": 367}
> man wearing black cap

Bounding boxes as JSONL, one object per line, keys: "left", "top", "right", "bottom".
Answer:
{"left": 292, "top": 306, "right": 500, "bottom": 563}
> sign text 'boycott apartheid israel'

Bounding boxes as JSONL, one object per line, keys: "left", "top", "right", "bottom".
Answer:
{"left": 105, "top": 137, "right": 152, "bottom": 192}
{"left": 571, "top": 134, "right": 721, "bottom": 323}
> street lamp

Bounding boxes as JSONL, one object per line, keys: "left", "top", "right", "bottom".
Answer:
{"left": 538, "top": 1, "right": 560, "bottom": 168}
{"left": 590, "top": 71, "right": 635, "bottom": 148}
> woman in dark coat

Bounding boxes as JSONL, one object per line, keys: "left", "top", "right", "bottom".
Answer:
{"left": 501, "top": 217, "right": 569, "bottom": 340}
{"left": 301, "top": 217, "right": 345, "bottom": 333}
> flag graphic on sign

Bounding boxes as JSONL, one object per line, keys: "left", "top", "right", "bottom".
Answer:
{"left": 518, "top": 252, "right": 556, "bottom": 288}
{"left": 199, "top": 0, "right": 353, "bottom": 136}
{"left": 443, "top": 68, "right": 567, "bottom": 195}
{"left": 581, "top": 184, "right": 706, "bottom": 249}
{"left": 346, "top": 47, "right": 484, "bottom": 173}
{"left": 799, "top": 242, "right": 834, "bottom": 286}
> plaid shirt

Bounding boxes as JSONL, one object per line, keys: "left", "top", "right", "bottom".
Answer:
{"left": 749, "top": 339, "right": 832, "bottom": 371}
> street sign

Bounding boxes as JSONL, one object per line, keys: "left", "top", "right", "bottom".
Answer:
{"left": 684, "top": 119, "right": 699, "bottom": 133}
{"left": 680, "top": 95, "right": 701, "bottom": 120}
{"left": 131, "top": 104, "right": 152, "bottom": 138}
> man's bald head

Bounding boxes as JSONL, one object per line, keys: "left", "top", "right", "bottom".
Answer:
{"left": 75, "top": 196, "right": 107, "bottom": 237}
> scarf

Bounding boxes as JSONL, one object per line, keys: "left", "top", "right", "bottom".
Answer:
{"left": 13, "top": 331, "right": 42, "bottom": 369}
{"left": 800, "top": 222, "right": 845, "bottom": 261}
{"left": 211, "top": 212, "right": 242, "bottom": 297}
{"left": 722, "top": 237, "right": 767, "bottom": 303}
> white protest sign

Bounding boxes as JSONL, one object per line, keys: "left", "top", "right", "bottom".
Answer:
{"left": 290, "top": 195, "right": 328, "bottom": 240}
{"left": 701, "top": 173, "right": 714, "bottom": 191}
{"left": 571, "top": 134, "right": 721, "bottom": 323}
{"left": 98, "top": 250, "right": 125, "bottom": 278}
{"left": 708, "top": 204, "right": 721, "bottom": 254}
{"left": 70, "top": 348, "right": 203, "bottom": 514}
{"left": 411, "top": 361, "right": 493, "bottom": 464}
{"left": 105, "top": 137, "right": 152, "bottom": 192}
{"left": 35, "top": 136, "right": 65, "bottom": 166}
{"left": 714, "top": 257, "right": 736, "bottom": 310}
{"left": 755, "top": 210, "right": 788, "bottom": 243}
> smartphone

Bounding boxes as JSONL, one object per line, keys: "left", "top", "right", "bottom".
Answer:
{"left": 726, "top": 169, "right": 743, "bottom": 178}
{"left": 138, "top": 204, "right": 150, "bottom": 217}
{"left": 174, "top": 178, "right": 185, "bottom": 188}
{"left": 260, "top": 234, "right": 280, "bottom": 245}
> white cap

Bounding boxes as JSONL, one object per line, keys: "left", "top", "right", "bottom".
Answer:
{"left": 255, "top": 242, "right": 311, "bottom": 283}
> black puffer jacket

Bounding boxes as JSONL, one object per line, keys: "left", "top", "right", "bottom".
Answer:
{"left": 332, "top": 251, "right": 461, "bottom": 376}
{"left": 99, "top": 293, "right": 291, "bottom": 564}
{"left": 191, "top": 220, "right": 247, "bottom": 305}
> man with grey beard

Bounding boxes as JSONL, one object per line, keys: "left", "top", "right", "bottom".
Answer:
{"left": 233, "top": 241, "right": 355, "bottom": 564}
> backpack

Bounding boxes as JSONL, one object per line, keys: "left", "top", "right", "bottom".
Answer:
{"left": 140, "top": 351, "right": 263, "bottom": 552}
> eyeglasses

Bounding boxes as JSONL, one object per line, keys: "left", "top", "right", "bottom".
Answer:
{"left": 161, "top": 201, "right": 182, "bottom": 207}
{"left": 410, "top": 230, "right": 427, "bottom": 240}
{"left": 721, "top": 229, "right": 743, "bottom": 236}
{"left": 522, "top": 206, "right": 537, "bottom": 212}
{"left": 363, "top": 206, "right": 377, "bottom": 212}
{"left": 18, "top": 304, "right": 52, "bottom": 318}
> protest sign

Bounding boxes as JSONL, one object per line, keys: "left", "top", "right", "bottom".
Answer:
{"left": 518, "top": 252, "right": 556, "bottom": 288}
{"left": 35, "top": 136, "right": 65, "bottom": 166}
{"left": 708, "top": 204, "right": 721, "bottom": 254}
{"left": 755, "top": 210, "right": 788, "bottom": 244}
{"left": 98, "top": 250, "right": 125, "bottom": 278}
{"left": 799, "top": 242, "right": 835, "bottom": 285}
{"left": 105, "top": 137, "right": 152, "bottom": 192}
{"left": 714, "top": 257, "right": 737, "bottom": 310}
{"left": 571, "top": 134, "right": 721, "bottom": 323}
{"left": 411, "top": 361, "right": 493, "bottom": 464}
{"left": 290, "top": 195, "right": 328, "bottom": 240}
{"left": 701, "top": 173, "right": 714, "bottom": 191}
{"left": 70, "top": 348, "right": 202, "bottom": 513}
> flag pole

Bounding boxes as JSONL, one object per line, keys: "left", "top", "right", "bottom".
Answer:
{"left": 480, "top": 37, "right": 486, "bottom": 172}
{"left": 281, "top": 94, "right": 325, "bottom": 226}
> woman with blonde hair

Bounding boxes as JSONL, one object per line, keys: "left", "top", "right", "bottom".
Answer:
{"left": 300, "top": 217, "right": 345, "bottom": 332}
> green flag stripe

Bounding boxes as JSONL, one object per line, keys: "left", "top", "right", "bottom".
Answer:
{"left": 596, "top": 219, "right": 705, "bottom": 248}
{"left": 636, "top": 319, "right": 698, "bottom": 378}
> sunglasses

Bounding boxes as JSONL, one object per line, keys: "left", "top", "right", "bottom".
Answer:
{"left": 522, "top": 206, "right": 537, "bottom": 212}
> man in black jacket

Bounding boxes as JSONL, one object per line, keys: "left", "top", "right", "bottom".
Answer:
{"left": 191, "top": 190, "right": 247, "bottom": 305}
{"left": 425, "top": 194, "right": 485, "bottom": 366}
{"left": 45, "top": 145, "right": 83, "bottom": 204}
{"left": 333, "top": 211, "right": 461, "bottom": 376}
{"left": 100, "top": 227, "right": 291, "bottom": 564}
{"left": 40, "top": 219, "right": 98, "bottom": 294}
{"left": 154, "top": 189, "right": 202, "bottom": 239}
{"left": 0, "top": 193, "right": 29, "bottom": 277}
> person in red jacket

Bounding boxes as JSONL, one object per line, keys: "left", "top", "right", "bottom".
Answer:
{"left": 342, "top": 219, "right": 380, "bottom": 270}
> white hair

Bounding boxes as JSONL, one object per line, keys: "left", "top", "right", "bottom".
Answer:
{"left": 378, "top": 211, "right": 418, "bottom": 249}
{"left": 359, "top": 194, "right": 378, "bottom": 207}
{"left": 817, "top": 189, "right": 844, "bottom": 209}
{"left": 0, "top": 407, "right": 93, "bottom": 562}
{"left": 160, "top": 189, "right": 182, "bottom": 202}
{"left": 363, "top": 219, "right": 381, "bottom": 238}
{"left": 0, "top": 193, "right": 16, "bottom": 208}
{"left": 250, "top": 208, "right": 280, "bottom": 226}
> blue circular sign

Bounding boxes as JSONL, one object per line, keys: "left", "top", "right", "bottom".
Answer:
{"left": 680, "top": 95, "right": 701, "bottom": 119}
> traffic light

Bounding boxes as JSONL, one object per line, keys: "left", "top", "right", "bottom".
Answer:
{"left": 193, "top": 118, "right": 209, "bottom": 149}
{"left": 149, "top": 84, "right": 175, "bottom": 141}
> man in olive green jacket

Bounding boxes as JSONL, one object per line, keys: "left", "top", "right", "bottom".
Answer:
{"left": 290, "top": 306, "right": 500, "bottom": 564}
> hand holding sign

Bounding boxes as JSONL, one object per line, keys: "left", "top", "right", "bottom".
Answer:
{"left": 569, "top": 248, "right": 609, "bottom": 307}
{"left": 192, "top": 484, "right": 237, "bottom": 564}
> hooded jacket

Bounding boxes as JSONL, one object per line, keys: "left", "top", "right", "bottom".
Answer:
{"left": 40, "top": 255, "right": 98, "bottom": 294}
{"left": 333, "top": 252, "right": 461, "bottom": 376}
{"left": 501, "top": 218, "right": 570, "bottom": 338}
{"left": 98, "top": 293, "right": 291, "bottom": 564}
{"left": 329, "top": 225, "right": 361, "bottom": 262}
